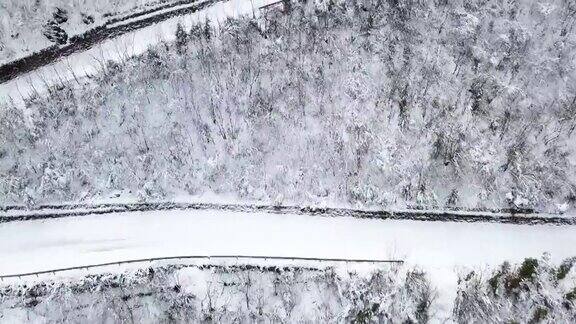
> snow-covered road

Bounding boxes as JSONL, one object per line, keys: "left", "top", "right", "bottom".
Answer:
{"left": 2, "top": 208, "right": 575, "bottom": 276}
{"left": 1, "top": 209, "right": 575, "bottom": 317}
{"left": 1, "top": 208, "right": 575, "bottom": 274}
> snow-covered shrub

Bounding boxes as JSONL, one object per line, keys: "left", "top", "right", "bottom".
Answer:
{"left": 0, "top": 264, "right": 435, "bottom": 323}
{"left": 343, "top": 269, "right": 436, "bottom": 323}
{"left": 1, "top": 0, "right": 575, "bottom": 212}
{"left": 453, "top": 256, "right": 576, "bottom": 323}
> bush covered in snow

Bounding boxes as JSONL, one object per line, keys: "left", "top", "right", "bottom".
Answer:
{"left": 3, "top": 258, "right": 575, "bottom": 322}
{"left": 0, "top": 264, "right": 435, "bottom": 323}
{"left": 453, "top": 256, "right": 576, "bottom": 323}
{"left": 1, "top": 0, "right": 576, "bottom": 212}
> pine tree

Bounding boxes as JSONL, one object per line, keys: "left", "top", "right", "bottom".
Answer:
{"left": 175, "top": 22, "right": 188, "bottom": 54}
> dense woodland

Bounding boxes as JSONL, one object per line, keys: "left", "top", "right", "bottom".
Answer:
{"left": 1, "top": 0, "right": 576, "bottom": 211}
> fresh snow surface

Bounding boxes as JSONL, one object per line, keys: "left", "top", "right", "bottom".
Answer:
{"left": 0, "top": 209, "right": 575, "bottom": 318}
{"left": 106, "top": 0, "right": 215, "bottom": 28}
{"left": 0, "top": 0, "right": 278, "bottom": 106}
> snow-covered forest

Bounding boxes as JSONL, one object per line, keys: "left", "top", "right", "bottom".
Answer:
{"left": 1, "top": 1, "right": 576, "bottom": 323}
{"left": 2, "top": 0, "right": 575, "bottom": 212}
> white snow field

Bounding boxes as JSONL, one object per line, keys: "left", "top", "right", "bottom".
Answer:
{"left": 1, "top": 209, "right": 575, "bottom": 318}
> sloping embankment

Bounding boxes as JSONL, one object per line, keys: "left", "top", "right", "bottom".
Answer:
{"left": 0, "top": 263, "right": 432, "bottom": 323}
{"left": 1, "top": 202, "right": 574, "bottom": 225}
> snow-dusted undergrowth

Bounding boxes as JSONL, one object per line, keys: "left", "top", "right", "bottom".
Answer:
{"left": 0, "top": 264, "right": 434, "bottom": 323}
{"left": 1, "top": 0, "right": 576, "bottom": 212}
{"left": 1, "top": 257, "right": 575, "bottom": 322}
{"left": 454, "top": 256, "right": 576, "bottom": 323}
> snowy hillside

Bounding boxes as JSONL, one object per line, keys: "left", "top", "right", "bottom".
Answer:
{"left": 1, "top": 0, "right": 575, "bottom": 212}
{"left": 1, "top": 257, "right": 575, "bottom": 322}
{"left": 0, "top": 263, "right": 434, "bottom": 322}
{"left": 1, "top": 1, "right": 576, "bottom": 322}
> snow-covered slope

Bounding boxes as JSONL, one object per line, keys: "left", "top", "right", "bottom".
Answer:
{"left": 1, "top": 247, "right": 575, "bottom": 322}
{"left": 0, "top": 263, "right": 434, "bottom": 323}
{"left": 1, "top": 0, "right": 575, "bottom": 212}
